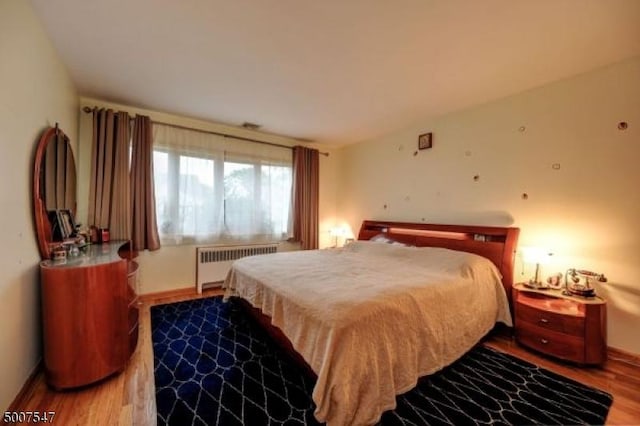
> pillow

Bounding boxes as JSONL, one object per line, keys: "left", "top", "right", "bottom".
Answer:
{"left": 370, "top": 233, "right": 393, "bottom": 243}
{"left": 370, "top": 233, "right": 408, "bottom": 246}
{"left": 343, "top": 240, "right": 407, "bottom": 256}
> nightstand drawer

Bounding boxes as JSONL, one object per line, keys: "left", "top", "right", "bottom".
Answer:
{"left": 516, "top": 303, "right": 585, "bottom": 336}
{"left": 516, "top": 321, "right": 585, "bottom": 362}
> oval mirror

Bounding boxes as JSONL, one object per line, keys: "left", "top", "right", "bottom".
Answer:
{"left": 33, "top": 126, "right": 77, "bottom": 259}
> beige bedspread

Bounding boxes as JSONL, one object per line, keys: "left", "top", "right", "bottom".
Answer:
{"left": 223, "top": 241, "right": 512, "bottom": 425}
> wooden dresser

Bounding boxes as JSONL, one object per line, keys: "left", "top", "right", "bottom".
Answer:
{"left": 40, "top": 241, "right": 139, "bottom": 389}
{"left": 513, "top": 283, "right": 606, "bottom": 365}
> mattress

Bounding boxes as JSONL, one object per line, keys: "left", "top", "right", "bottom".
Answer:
{"left": 223, "top": 241, "right": 512, "bottom": 425}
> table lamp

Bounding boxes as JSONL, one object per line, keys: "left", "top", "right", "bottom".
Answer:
{"left": 329, "top": 227, "right": 346, "bottom": 248}
{"left": 522, "top": 246, "right": 551, "bottom": 288}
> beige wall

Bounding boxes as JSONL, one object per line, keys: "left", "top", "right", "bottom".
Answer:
{"left": 0, "top": 1, "right": 78, "bottom": 410}
{"left": 77, "top": 98, "right": 340, "bottom": 294}
{"left": 337, "top": 57, "right": 640, "bottom": 354}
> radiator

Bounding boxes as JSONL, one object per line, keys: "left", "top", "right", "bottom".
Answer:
{"left": 196, "top": 243, "right": 278, "bottom": 294}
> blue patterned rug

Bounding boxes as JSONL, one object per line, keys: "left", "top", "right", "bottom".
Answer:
{"left": 151, "top": 297, "right": 613, "bottom": 425}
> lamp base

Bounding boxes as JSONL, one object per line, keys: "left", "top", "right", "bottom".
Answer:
{"left": 524, "top": 279, "right": 551, "bottom": 290}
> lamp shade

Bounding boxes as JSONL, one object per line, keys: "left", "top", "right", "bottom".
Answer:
{"left": 521, "top": 247, "right": 551, "bottom": 264}
{"left": 329, "top": 227, "right": 346, "bottom": 237}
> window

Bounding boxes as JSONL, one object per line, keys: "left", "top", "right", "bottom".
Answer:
{"left": 152, "top": 124, "right": 292, "bottom": 245}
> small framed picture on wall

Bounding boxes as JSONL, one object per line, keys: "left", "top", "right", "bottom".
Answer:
{"left": 418, "top": 132, "right": 433, "bottom": 150}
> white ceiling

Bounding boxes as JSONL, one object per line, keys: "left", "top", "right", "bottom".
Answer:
{"left": 31, "top": 0, "right": 640, "bottom": 145}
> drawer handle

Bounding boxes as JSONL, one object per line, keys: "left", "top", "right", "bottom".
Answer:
{"left": 539, "top": 318, "right": 549, "bottom": 324}
{"left": 540, "top": 338, "right": 549, "bottom": 345}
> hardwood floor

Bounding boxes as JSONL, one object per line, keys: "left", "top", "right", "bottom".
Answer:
{"left": 11, "top": 289, "right": 640, "bottom": 425}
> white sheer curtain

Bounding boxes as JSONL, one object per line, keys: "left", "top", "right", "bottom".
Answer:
{"left": 152, "top": 124, "right": 292, "bottom": 245}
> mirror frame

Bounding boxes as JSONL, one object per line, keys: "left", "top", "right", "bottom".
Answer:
{"left": 33, "top": 125, "right": 76, "bottom": 260}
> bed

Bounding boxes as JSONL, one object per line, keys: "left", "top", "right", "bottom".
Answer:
{"left": 223, "top": 220, "right": 519, "bottom": 425}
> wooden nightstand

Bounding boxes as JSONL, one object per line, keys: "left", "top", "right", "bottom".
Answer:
{"left": 512, "top": 283, "right": 607, "bottom": 365}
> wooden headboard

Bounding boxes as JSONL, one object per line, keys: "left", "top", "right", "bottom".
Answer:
{"left": 358, "top": 220, "right": 520, "bottom": 303}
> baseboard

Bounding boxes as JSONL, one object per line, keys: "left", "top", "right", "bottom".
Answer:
{"left": 7, "top": 359, "right": 43, "bottom": 411}
{"left": 138, "top": 286, "right": 195, "bottom": 302}
{"left": 608, "top": 346, "right": 640, "bottom": 367}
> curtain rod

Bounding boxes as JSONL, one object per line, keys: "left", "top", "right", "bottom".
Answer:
{"left": 82, "top": 106, "right": 329, "bottom": 157}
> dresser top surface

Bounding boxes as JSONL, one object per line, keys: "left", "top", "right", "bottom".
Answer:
{"left": 41, "top": 241, "right": 129, "bottom": 269}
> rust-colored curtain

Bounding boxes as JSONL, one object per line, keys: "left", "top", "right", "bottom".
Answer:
{"left": 88, "top": 109, "right": 131, "bottom": 240}
{"left": 130, "top": 116, "right": 160, "bottom": 251}
{"left": 291, "top": 146, "right": 319, "bottom": 250}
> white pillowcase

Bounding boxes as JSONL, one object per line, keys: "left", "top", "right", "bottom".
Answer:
{"left": 369, "top": 233, "right": 406, "bottom": 246}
